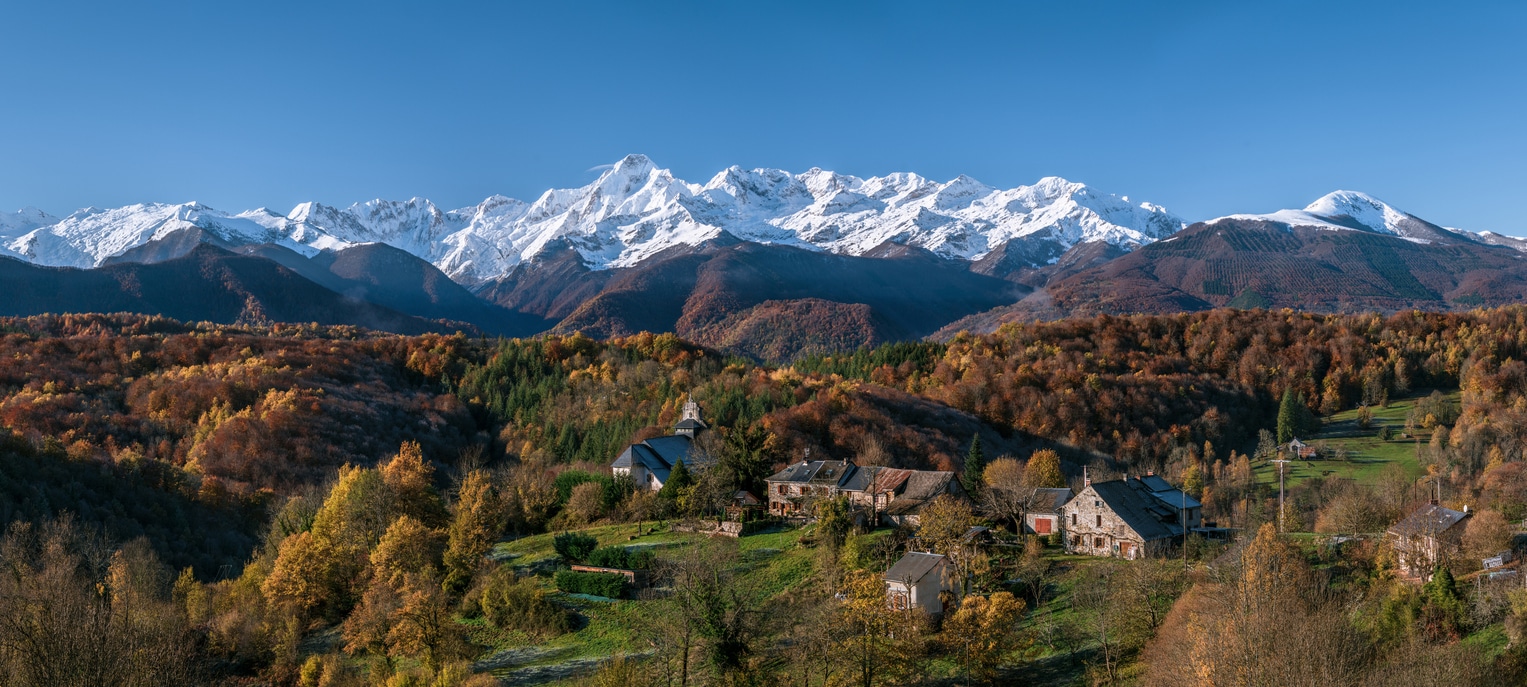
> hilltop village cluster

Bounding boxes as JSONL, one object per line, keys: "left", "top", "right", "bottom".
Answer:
{"left": 611, "top": 399, "right": 1489, "bottom": 615}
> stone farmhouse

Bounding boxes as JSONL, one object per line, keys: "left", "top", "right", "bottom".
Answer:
{"left": 610, "top": 396, "right": 712, "bottom": 492}
{"left": 1387, "top": 502, "right": 1471, "bottom": 580}
{"left": 765, "top": 460, "right": 965, "bottom": 525}
{"left": 1061, "top": 473, "right": 1202, "bottom": 559}
{"left": 883, "top": 551, "right": 957, "bottom": 616}
{"left": 764, "top": 458, "right": 858, "bottom": 516}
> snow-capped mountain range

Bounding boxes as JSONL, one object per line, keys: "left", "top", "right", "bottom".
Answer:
{"left": 6, "top": 158, "right": 1522, "bottom": 287}
{"left": 0, "top": 155, "right": 1185, "bottom": 284}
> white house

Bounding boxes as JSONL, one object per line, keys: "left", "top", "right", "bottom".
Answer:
{"left": 883, "top": 551, "right": 957, "bottom": 616}
{"left": 610, "top": 396, "right": 711, "bottom": 491}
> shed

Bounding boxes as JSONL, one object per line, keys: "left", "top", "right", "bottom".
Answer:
{"left": 883, "top": 552, "right": 956, "bottom": 616}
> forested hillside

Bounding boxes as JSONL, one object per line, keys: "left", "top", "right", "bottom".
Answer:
{"left": 5, "top": 308, "right": 1527, "bottom": 684}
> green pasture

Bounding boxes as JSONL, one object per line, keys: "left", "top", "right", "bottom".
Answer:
{"left": 1252, "top": 391, "right": 1457, "bottom": 489}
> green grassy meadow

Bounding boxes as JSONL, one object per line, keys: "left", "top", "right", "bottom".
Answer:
{"left": 1251, "top": 392, "right": 1456, "bottom": 489}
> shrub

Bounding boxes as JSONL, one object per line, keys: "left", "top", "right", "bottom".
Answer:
{"left": 554, "top": 471, "right": 609, "bottom": 504}
{"left": 554, "top": 570, "right": 628, "bottom": 599}
{"left": 586, "top": 546, "right": 655, "bottom": 570}
{"left": 554, "top": 532, "right": 599, "bottom": 563}
{"left": 478, "top": 569, "right": 572, "bottom": 638}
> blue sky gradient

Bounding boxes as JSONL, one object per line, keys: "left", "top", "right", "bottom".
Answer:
{"left": 3, "top": 1, "right": 1525, "bottom": 233}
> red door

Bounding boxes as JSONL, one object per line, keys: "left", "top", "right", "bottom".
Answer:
{"left": 1034, "top": 517, "right": 1053, "bottom": 534}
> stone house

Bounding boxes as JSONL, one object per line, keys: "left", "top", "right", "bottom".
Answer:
{"left": 763, "top": 458, "right": 969, "bottom": 523}
{"left": 883, "top": 551, "right": 956, "bottom": 616}
{"left": 878, "top": 471, "right": 966, "bottom": 527}
{"left": 1061, "top": 474, "right": 1201, "bottom": 559}
{"left": 1387, "top": 502, "right": 1471, "bottom": 580}
{"left": 764, "top": 459, "right": 858, "bottom": 516}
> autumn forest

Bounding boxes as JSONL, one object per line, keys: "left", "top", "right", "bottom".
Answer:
{"left": 6, "top": 307, "right": 1527, "bottom": 685}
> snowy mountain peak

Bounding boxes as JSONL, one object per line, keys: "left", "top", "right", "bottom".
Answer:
{"left": 1303, "top": 190, "right": 1412, "bottom": 235}
{"left": 3, "top": 156, "right": 1184, "bottom": 282}
{"left": 1211, "top": 190, "right": 1450, "bottom": 242}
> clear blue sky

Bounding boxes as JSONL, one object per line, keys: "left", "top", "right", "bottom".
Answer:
{"left": 3, "top": 1, "right": 1526, "bottom": 233}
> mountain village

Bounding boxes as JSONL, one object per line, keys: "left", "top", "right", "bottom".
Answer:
{"left": 601, "top": 398, "right": 1506, "bottom": 622}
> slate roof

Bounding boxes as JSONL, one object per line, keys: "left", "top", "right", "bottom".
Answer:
{"left": 1389, "top": 504, "right": 1470, "bottom": 538}
{"left": 1030, "top": 487, "right": 1074, "bottom": 513}
{"left": 883, "top": 552, "right": 946, "bottom": 584}
{"left": 1089, "top": 480, "right": 1180, "bottom": 541}
{"left": 674, "top": 418, "right": 707, "bottom": 431}
{"left": 765, "top": 460, "right": 857, "bottom": 487}
{"left": 901, "top": 471, "right": 960, "bottom": 501}
{"left": 611, "top": 434, "right": 709, "bottom": 485}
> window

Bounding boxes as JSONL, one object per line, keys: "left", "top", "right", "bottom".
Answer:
{"left": 777, "top": 485, "right": 787, "bottom": 495}
{"left": 1094, "top": 537, "right": 1103, "bottom": 548}
{"left": 1096, "top": 514, "right": 1102, "bottom": 527}
{"left": 1071, "top": 513, "right": 1077, "bottom": 526}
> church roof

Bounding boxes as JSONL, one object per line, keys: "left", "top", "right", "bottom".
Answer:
{"left": 611, "top": 433, "right": 709, "bottom": 485}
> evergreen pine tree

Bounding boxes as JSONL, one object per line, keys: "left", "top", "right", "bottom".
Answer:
{"left": 1277, "top": 388, "right": 1299, "bottom": 444}
{"left": 964, "top": 434, "right": 986, "bottom": 493}
{"left": 659, "top": 459, "right": 693, "bottom": 500}
{"left": 1296, "top": 392, "right": 1320, "bottom": 436}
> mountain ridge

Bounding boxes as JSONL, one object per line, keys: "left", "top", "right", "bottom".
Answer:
{"left": 3, "top": 155, "right": 1185, "bottom": 284}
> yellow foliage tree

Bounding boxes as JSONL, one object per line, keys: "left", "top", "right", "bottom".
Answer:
{"left": 388, "top": 573, "right": 469, "bottom": 672}
{"left": 1023, "top": 449, "right": 1065, "bottom": 489}
{"left": 371, "top": 515, "right": 445, "bottom": 586}
{"left": 312, "top": 464, "right": 393, "bottom": 551}
{"left": 442, "top": 470, "right": 504, "bottom": 595}
{"left": 382, "top": 441, "right": 448, "bottom": 527}
{"left": 262, "top": 531, "right": 350, "bottom": 618}
{"left": 942, "top": 591, "right": 1028, "bottom": 683}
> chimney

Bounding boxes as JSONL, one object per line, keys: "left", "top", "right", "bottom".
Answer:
{"left": 1083, "top": 467, "right": 1090, "bottom": 488}
{"left": 1146, "top": 469, "right": 1154, "bottom": 477}
{"left": 1464, "top": 504, "right": 1470, "bottom": 514}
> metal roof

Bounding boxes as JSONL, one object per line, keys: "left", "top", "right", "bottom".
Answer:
{"left": 883, "top": 552, "right": 946, "bottom": 584}
{"left": 1150, "top": 488, "right": 1202, "bottom": 511}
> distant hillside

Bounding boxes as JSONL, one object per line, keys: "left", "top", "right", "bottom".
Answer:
{"left": 481, "top": 239, "right": 1026, "bottom": 360}
{"left": 0, "top": 244, "right": 461, "bottom": 334}
{"left": 937, "top": 218, "right": 1527, "bottom": 335}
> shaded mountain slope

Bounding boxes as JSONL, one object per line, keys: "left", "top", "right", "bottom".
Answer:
{"left": 236, "top": 242, "right": 551, "bottom": 336}
{"left": 935, "top": 219, "right": 1527, "bottom": 336}
{"left": 105, "top": 228, "right": 550, "bottom": 336}
{"left": 534, "top": 240, "right": 1026, "bottom": 359}
{"left": 0, "top": 244, "right": 460, "bottom": 334}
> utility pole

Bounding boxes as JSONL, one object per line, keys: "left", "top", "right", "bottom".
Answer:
{"left": 1271, "top": 449, "right": 1292, "bottom": 533}
{"left": 1182, "top": 487, "right": 1189, "bottom": 570}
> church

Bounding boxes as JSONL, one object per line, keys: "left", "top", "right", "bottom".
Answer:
{"left": 610, "top": 395, "right": 711, "bottom": 491}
